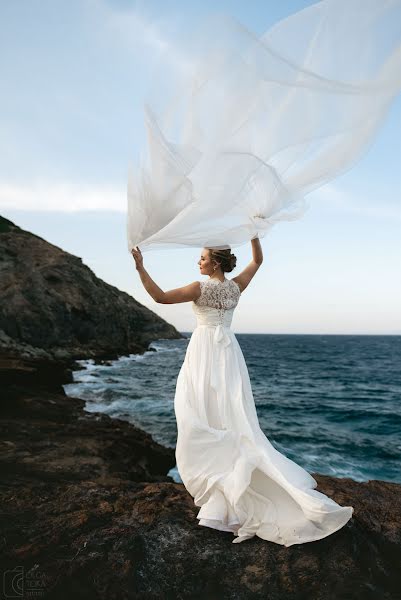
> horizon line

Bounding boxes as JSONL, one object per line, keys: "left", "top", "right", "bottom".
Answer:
{"left": 179, "top": 331, "right": 401, "bottom": 336}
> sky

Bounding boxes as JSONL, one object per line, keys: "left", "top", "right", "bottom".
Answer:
{"left": 1, "top": 0, "right": 400, "bottom": 335}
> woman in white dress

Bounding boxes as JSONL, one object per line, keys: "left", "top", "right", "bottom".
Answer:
{"left": 131, "top": 240, "right": 354, "bottom": 545}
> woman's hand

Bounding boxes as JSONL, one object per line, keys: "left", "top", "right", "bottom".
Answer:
{"left": 131, "top": 247, "right": 165, "bottom": 302}
{"left": 131, "top": 246, "right": 144, "bottom": 271}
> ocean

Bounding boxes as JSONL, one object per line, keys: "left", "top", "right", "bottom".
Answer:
{"left": 63, "top": 333, "right": 401, "bottom": 485}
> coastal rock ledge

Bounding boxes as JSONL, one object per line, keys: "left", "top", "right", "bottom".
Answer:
{"left": 1, "top": 356, "right": 400, "bottom": 600}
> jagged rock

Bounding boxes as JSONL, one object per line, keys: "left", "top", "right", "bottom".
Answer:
{"left": 0, "top": 215, "right": 184, "bottom": 361}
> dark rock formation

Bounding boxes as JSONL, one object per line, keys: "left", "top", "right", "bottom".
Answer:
{"left": 1, "top": 356, "right": 401, "bottom": 600}
{"left": 0, "top": 356, "right": 176, "bottom": 485}
{"left": 0, "top": 215, "right": 184, "bottom": 362}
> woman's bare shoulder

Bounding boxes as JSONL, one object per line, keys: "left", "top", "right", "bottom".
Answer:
{"left": 230, "top": 276, "right": 243, "bottom": 293}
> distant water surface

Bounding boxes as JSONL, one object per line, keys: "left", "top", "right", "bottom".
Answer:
{"left": 63, "top": 334, "right": 401, "bottom": 484}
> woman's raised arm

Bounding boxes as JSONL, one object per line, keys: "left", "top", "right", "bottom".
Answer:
{"left": 232, "top": 237, "right": 263, "bottom": 294}
{"left": 131, "top": 247, "right": 201, "bottom": 304}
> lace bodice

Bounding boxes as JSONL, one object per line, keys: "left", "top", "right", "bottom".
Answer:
{"left": 192, "top": 277, "right": 241, "bottom": 328}
{"left": 195, "top": 277, "right": 241, "bottom": 309}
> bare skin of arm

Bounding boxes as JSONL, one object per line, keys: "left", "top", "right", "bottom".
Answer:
{"left": 131, "top": 247, "right": 201, "bottom": 304}
{"left": 131, "top": 236, "right": 263, "bottom": 303}
{"left": 232, "top": 236, "right": 263, "bottom": 293}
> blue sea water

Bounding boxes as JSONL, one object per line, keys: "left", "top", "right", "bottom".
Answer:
{"left": 63, "top": 334, "right": 401, "bottom": 485}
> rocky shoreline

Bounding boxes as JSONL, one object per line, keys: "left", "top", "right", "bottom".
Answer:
{"left": 1, "top": 215, "right": 401, "bottom": 598}
{"left": 1, "top": 353, "right": 401, "bottom": 599}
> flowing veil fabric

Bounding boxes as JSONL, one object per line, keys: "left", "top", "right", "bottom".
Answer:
{"left": 127, "top": 0, "right": 401, "bottom": 253}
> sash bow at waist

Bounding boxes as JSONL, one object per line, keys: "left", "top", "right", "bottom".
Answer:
{"left": 213, "top": 323, "right": 232, "bottom": 347}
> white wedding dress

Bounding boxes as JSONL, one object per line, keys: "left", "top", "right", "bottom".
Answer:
{"left": 174, "top": 276, "right": 354, "bottom": 545}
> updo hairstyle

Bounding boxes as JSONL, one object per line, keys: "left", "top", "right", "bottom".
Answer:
{"left": 208, "top": 248, "right": 237, "bottom": 273}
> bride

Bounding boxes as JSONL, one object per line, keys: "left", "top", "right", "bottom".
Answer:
{"left": 131, "top": 238, "right": 354, "bottom": 546}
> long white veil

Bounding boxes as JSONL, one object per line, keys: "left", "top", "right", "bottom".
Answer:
{"left": 127, "top": 0, "right": 401, "bottom": 253}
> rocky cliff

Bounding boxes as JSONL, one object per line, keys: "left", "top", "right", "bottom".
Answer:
{"left": 0, "top": 215, "right": 184, "bottom": 362}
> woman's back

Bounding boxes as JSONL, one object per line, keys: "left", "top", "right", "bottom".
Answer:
{"left": 194, "top": 277, "right": 241, "bottom": 310}
{"left": 191, "top": 277, "right": 241, "bottom": 329}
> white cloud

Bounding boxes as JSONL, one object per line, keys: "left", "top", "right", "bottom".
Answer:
{"left": 1, "top": 178, "right": 400, "bottom": 220}
{"left": 106, "top": 5, "right": 170, "bottom": 54}
{"left": 0, "top": 180, "right": 126, "bottom": 212}
{"left": 91, "top": 0, "right": 194, "bottom": 76}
